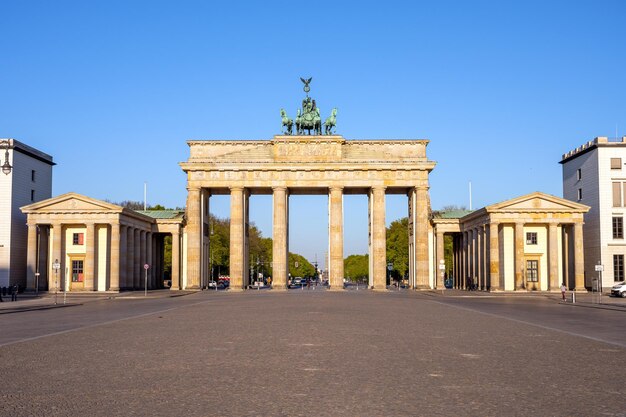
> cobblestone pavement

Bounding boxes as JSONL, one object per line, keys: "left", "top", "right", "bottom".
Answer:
{"left": 1, "top": 290, "right": 624, "bottom": 416}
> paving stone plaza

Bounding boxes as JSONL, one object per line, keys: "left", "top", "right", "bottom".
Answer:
{"left": 1, "top": 290, "right": 624, "bottom": 416}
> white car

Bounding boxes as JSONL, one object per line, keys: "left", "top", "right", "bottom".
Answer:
{"left": 610, "top": 281, "right": 626, "bottom": 297}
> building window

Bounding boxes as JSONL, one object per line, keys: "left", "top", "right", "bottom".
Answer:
{"left": 611, "top": 158, "right": 622, "bottom": 169}
{"left": 526, "top": 260, "right": 539, "bottom": 282}
{"left": 71, "top": 260, "right": 84, "bottom": 282}
{"left": 614, "top": 182, "right": 622, "bottom": 207}
{"left": 613, "top": 255, "right": 624, "bottom": 281}
{"left": 526, "top": 232, "right": 538, "bottom": 245}
{"left": 613, "top": 217, "right": 624, "bottom": 239}
{"left": 73, "top": 233, "right": 84, "bottom": 245}
{"left": 577, "top": 188, "right": 582, "bottom": 201}
{"left": 30, "top": 190, "right": 35, "bottom": 202}
{"left": 576, "top": 168, "right": 581, "bottom": 181}
{"left": 31, "top": 170, "right": 36, "bottom": 182}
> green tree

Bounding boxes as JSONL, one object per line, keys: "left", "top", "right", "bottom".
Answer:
{"left": 289, "top": 253, "right": 315, "bottom": 277}
{"left": 386, "top": 217, "right": 409, "bottom": 280}
{"left": 344, "top": 254, "right": 369, "bottom": 282}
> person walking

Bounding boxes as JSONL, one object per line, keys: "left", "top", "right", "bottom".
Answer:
{"left": 560, "top": 283, "right": 567, "bottom": 301}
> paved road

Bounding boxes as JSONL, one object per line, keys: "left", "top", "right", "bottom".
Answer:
{"left": 1, "top": 291, "right": 624, "bottom": 416}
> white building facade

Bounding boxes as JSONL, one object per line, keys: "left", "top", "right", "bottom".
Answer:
{"left": 561, "top": 136, "right": 626, "bottom": 290}
{"left": 0, "top": 139, "right": 54, "bottom": 288}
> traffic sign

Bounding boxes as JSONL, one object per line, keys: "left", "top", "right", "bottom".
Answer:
{"left": 144, "top": 264, "right": 150, "bottom": 270}
{"left": 52, "top": 262, "right": 60, "bottom": 271}
{"left": 387, "top": 262, "right": 393, "bottom": 271}
{"left": 595, "top": 264, "right": 603, "bottom": 272}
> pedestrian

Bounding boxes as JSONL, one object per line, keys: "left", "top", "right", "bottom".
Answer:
{"left": 267, "top": 276, "right": 272, "bottom": 286}
{"left": 11, "top": 284, "right": 18, "bottom": 302}
{"left": 0, "top": 287, "right": 3, "bottom": 302}
{"left": 560, "top": 283, "right": 567, "bottom": 301}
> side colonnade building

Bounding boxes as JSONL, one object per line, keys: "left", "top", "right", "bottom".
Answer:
{"left": 20, "top": 193, "right": 184, "bottom": 292}
{"left": 432, "top": 193, "right": 590, "bottom": 292}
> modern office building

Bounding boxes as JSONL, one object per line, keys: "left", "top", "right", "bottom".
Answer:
{"left": 0, "top": 139, "right": 54, "bottom": 288}
{"left": 561, "top": 136, "right": 626, "bottom": 290}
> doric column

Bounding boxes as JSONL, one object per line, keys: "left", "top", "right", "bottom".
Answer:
{"left": 489, "top": 222, "right": 500, "bottom": 291}
{"left": 371, "top": 186, "right": 387, "bottom": 290}
{"left": 126, "top": 227, "right": 134, "bottom": 290}
{"left": 514, "top": 222, "right": 525, "bottom": 290}
{"left": 84, "top": 222, "right": 96, "bottom": 291}
{"left": 415, "top": 185, "right": 430, "bottom": 289}
{"left": 229, "top": 187, "right": 245, "bottom": 290}
{"left": 171, "top": 228, "right": 181, "bottom": 290}
{"left": 272, "top": 187, "right": 288, "bottom": 290}
{"left": 26, "top": 223, "right": 38, "bottom": 291}
{"left": 453, "top": 235, "right": 459, "bottom": 288}
{"left": 110, "top": 223, "right": 121, "bottom": 292}
{"left": 476, "top": 227, "right": 483, "bottom": 290}
{"left": 329, "top": 186, "right": 344, "bottom": 290}
{"left": 118, "top": 225, "right": 127, "bottom": 290}
{"left": 460, "top": 231, "right": 469, "bottom": 289}
{"left": 573, "top": 222, "right": 586, "bottom": 291}
{"left": 548, "top": 223, "right": 559, "bottom": 291}
{"left": 146, "top": 232, "right": 152, "bottom": 289}
{"left": 51, "top": 222, "right": 63, "bottom": 293}
{"left": 436, "top": 230, "right": 445, "bottom": 289}
{"left": 467, "top": 229, "right": 476, "bottom": 288}
{"left": 185, "top": 186, "right": 202, "bottom": 289}
{"left": 134, "top": 228, "right": 141, "bottom": 289}
{"left": 139, "top": 230, "right": 146, "bottom": 290}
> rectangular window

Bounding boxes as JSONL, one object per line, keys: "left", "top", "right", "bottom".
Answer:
{"left": 613, "top": 217, "right": 624, "bottom": 239}
{"left": 576, "top": 168, "right": 582, "bottom": 181}
{"left": 611, "top": 158, "right": 622, "bottom": 169}
{"left": 613, "top": 255, "right": 624, "bottom": 281}
{"left": 613, "top": 182, "right": 621, "bottom": 207}
{"left": 577, "top": 188, "right": 583, "bottom": 201}
{"left": 30, "top": 190, "right": 35, "bottom": 202}
{"left": 72, "top": 233, "right": 84, "bottom": 245}
{"left": 526, "top": 260, "right": 539, "bottom": 282}
{"left": 71, "top": 260, "right": 84, "bottom": 282}
{"left": 31, "top": 170, "right": 36, "bottom": 182}
{"left": 526, "top": 232, "right": 538, "bottom": 245}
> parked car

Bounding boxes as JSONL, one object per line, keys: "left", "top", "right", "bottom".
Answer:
{"left": 610, "top": 281, "right": 626, "bottom": 297}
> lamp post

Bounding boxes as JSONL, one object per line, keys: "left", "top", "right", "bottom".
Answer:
{"left": 52, "top": 259, "right": 60, "bottom": 305}
{"left": 1, "top": 139, "right": 12, "bottom": 175}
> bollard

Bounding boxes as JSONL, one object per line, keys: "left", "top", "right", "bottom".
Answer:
{"left": 572, "top": 291, "right": 576, "bottom": 304}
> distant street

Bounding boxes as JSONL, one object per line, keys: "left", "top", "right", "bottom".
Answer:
{"left": 1, "top": 290, "right": 624, "bottom": 416}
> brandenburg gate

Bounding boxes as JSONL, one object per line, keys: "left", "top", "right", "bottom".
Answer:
{"left": 180, "top": 134, "right": 436, "bottom": 291}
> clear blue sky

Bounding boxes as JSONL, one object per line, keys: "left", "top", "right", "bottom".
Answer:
{"left": 2, "top": 1, "right": 625, "bottom": 264}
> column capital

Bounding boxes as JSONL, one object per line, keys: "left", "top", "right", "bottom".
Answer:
{"left": 414, "top": 185, "right": 430, "bottom": 191}
{"left": 229, "top": 186, "right": 244, "bottom": 192}
{"left": 272, "top": 186, "right": 287, "bottom": 192}
{"left": 329, "top": 185, "right": 344, "bottom": 192}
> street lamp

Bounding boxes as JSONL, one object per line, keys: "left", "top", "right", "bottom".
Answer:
{"left": 1, "top": 139, "right": 12, "bottom": 175}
